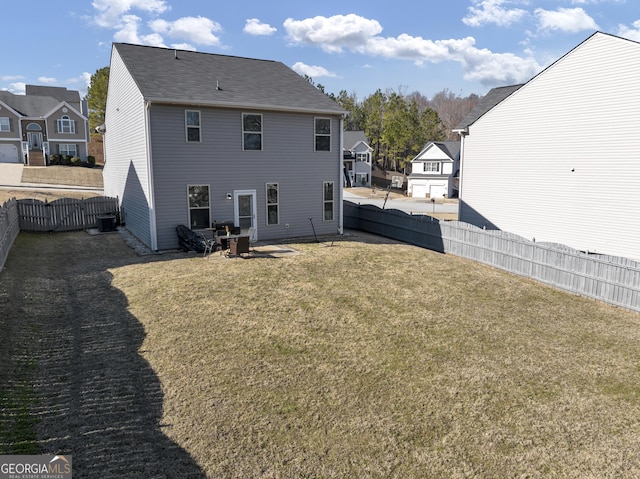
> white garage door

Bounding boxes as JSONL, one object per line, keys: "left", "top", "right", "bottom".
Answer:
{"left": 411, "top": 184, "right": 428, "bottom": 198}
{"left": 429, "top": 184, "right": 447, "bottom": 199}
{"left": 0, "top": 144, "right": 19, "bottom": 163}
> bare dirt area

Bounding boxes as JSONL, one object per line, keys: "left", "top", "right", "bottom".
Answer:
{"left": 0, "top": 189, "right": 102, "bottom": 204}
{"left": 2, "top": 230, "right": 640, "bottom": 477}
{"left": 21, "top": 165, "right": 104, "bottom": 188}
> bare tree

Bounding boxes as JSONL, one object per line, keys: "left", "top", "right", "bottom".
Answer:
{"left": 430, "top": 89, "right": 479, "bottom": 140}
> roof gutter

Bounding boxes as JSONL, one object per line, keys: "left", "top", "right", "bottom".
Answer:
{"left": 144, "top": 97, "right": 347, "bottom": 116}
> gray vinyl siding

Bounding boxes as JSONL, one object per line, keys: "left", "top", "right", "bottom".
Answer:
{"left": 103, "top": 48, "right": 153, "bottom": 248}
{"left": 149, "top": 104, "right": 343, "bottom": 250}
{"left": 460, "top": 33, "right": 640, "bottom": 260}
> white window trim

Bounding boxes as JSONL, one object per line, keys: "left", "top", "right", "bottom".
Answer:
{"left": 185, "top": 110, "right": 201, "bottom": 143}
{"left": 59, "top": 144, "right": 77, "bottom": 156}
{"left": 266, "top": 182, "right": 279, "bottom": 226}
{"left": 242, "top": 113, "right": 263, "bottom": 151}
{"left": 323, "top": 181, "right": 334, "bottom": 222}
{"left": 314, "top": 117, "right": 332, "bottom": 152}
{"left": 0, "top": 117, "right": 9, "bottom": 132}
{"left": 187, "top": 184, "right": 210, "bottom": 229}
{"left": 424, "top": 162, "right": 440, "bottom": 173}
{"left": 57, "top": 115, "right": 75, "bottom": 134}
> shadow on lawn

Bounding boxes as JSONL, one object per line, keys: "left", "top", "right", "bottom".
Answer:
{"left": 0, "top": 232, "right": 205, "bottom": 478}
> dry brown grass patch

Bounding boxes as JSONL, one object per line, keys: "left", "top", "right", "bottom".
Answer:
{"left": 2, "top": 231, "right": 640, "bottom": 477}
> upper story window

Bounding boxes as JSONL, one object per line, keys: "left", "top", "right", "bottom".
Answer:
{"left": 424, "top": 162, "right": 440, "bottom": 173}
{"left": 57, "top": 115, "right": 75, "bottom": 134}
{"left": 315, "top": 118, "right": 331, "bottom": 151}
{"left": 356, "top": 152, "right": 369, "bottom": 162}
{"left": 186, "top": 110, "right": 201, "bottom": 142}
{"left": 243, "top": 113, "right": 262, "bottom": 150}
{"left": 0, "top": 117, "right": 10, "bottom": 132}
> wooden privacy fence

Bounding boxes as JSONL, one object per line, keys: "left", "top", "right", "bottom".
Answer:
{"left": 344, "top": 201, "right": 640, "bottom": 313}
{"left": 17, "top": 197, "right": 119, "bottom": 232}
{"left": 0, "top": 196, "right": 119, "bottom": 274}
{"left": 0, "top": 198, "right": 20, "bottom": 272}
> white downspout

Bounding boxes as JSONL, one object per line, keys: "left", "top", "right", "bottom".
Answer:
{"left": 145, "top": 100, "right": 158, "bottom": 251}
{"left": 338, "top": 115, "right": 344, "bottom": 235}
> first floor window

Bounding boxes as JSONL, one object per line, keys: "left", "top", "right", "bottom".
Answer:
{"left": 186, "top": 110, "right": 201, "bottom": 142}
{"left": 59, "top": 144, "right": 77, "bottom": 156}
{"left": 424, "top": 162, "right": 440, "bottom": 173}
{"left": 323, "top": 181, "right": 334, "bottom": 221}
{"left": 188, "top": 185, "right": 210, "bottom": 229}
{"left": 266, "top": 183, "right": 279, "bottom": 225}
{"left": 315, "top": 118, "right": 331, "bottom": 151}
{"left": 243, "top": 113, "right": 262, "bottom": 150}
{"left": 0, "top": 117, "right": 9, "bottom": 132}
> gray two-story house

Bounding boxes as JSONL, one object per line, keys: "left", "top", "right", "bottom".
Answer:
{"left": 103, "top": 43, "right": 346, "bottom": 251}
{"left": 0, "top": 85, "right": 89, "bottom": 166}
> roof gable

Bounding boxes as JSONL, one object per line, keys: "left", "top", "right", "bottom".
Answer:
{"left": 412, "top": 141, "right": 460, "bottom": 162}
{"left": 113, "top": 43, "right": 346, "bottom": 115}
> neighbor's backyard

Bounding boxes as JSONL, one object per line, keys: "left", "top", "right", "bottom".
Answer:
{"left": 1, "top": 229, "right": 640, "bottom": 478}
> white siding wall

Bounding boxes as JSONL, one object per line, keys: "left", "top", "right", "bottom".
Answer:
{"left": 460, "top": 33, "right": 640, "bottom": 260}
{"left": 103, "top": 47, "right": 153, "bottom": 248}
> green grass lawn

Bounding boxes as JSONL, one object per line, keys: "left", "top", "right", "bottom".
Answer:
{"left": 2, "top": 230, "right": 640, "bottom": 477}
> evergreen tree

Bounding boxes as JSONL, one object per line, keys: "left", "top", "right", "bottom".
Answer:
{"left": 86, "top": 67, "right": 109, "bottom": 131}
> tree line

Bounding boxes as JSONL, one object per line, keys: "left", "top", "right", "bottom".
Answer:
{"left": 316, "top": 82, "right": 479, "bottom": 172}
{"left": 87, "top": 67, "right": 479, "bottom": 173}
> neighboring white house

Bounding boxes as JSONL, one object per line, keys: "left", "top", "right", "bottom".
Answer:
{"left": 454, "top": 31, "right": 640, "bottom": 261}
{"left": 407, "top": 141, "right": 460, "bottom": 199}
{"left": 343, "top": 131, "right": 373, "bottom": 187}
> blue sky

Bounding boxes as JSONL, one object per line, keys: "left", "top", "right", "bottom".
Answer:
{"left": 2, "top": 0, "right": 639, "bottom": 100}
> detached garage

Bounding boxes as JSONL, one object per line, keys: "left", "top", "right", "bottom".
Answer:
{"left": 0, "top": 144, "right": 19, "bottom": 163}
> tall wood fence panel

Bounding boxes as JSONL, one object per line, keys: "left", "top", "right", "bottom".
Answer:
{"left": 344, "top": 201, "right": 640, "bottom": 313}
{"left": 0, "top": 198, "right": 20, "bottom": 272}
{"left": 17, "top": 197, "right": 119, "bottom": 232}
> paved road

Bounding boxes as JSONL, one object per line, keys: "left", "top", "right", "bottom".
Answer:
{"left": 343, "top": 190, "right": 458, "bottom": 216}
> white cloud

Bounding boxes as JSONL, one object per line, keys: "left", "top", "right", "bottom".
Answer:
{"left": 150, "top": 16, "right": 222, "bottom": 46}
{"left": 113, "top": 14, "right": 166, "bottom": 46}
{"left": 91, "top": 0, "right": 170, "bottom": 28}
{"left": 37, "top": 76, "right": 57, "bottom": 84}
{"left": 0, "top": 75, "right": 24, "bottom": 82}
{"left": 170, "top": 43, "right": 197, "bottom": 51}
{"left": 7, "top": 83, "right": 26, "bottom": 94}
{"left": 284, "top": 14, "right": 383, "bottom": 53}
{"left": 291, "top": 62, "right": 337, "bottom": 78}
{"left": 617, "top": 19, "right": 640, "bottom": 42}
{"left": 244, "top": 18, "right": 277, "bottom": 36}
{"left": 463, "top": 0, "right": 528, "bottom": 28}
{"left": 535, "top": 7, "right": 599, "bottom": 33}
{"left": 284, "top": 13, "right": 543, "bottom": 88}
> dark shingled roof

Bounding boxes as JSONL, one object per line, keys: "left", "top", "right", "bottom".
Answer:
{"left": 343, "top": 130, "right": 368, "bottom": 149}
{"left": 434, "top": 141, "right": 461, "bottom": 161}
{"left": 454, "top": 84, "right": 523, "bottom": 131}
{"left": 0, "top": 90, "right": 61, "bottom": 117}
{"left": 25, "top": 85, "right": 80, "bottom": 104}
{"left": 113, "top": 43, "right": 346, "bottom": 115}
